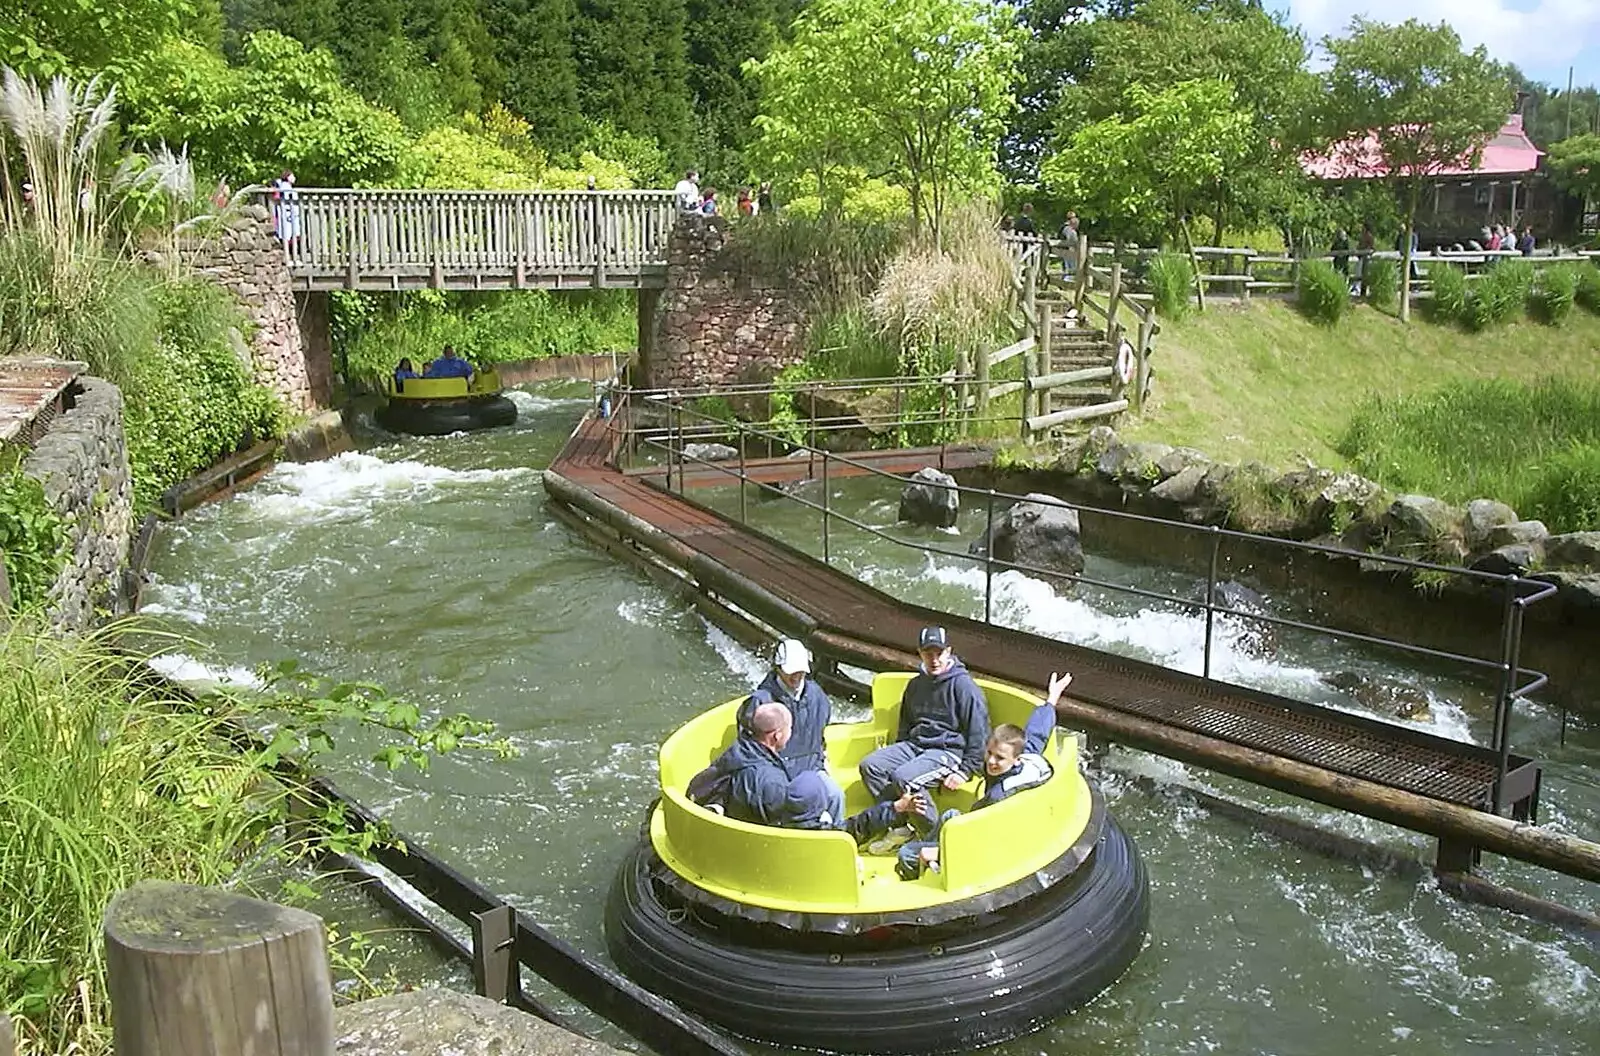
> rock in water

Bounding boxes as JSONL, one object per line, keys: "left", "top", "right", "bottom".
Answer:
{"left": 1321, "top": 670, "right": 1433, "bottom": 722}
{"left": 981, "top": 493, "right": 1084, "bottom": 580}
{"left": 899, "top": 467, "right": 960, "bottom": 528}
{"left": 335, "top": 988, "right": 626, "bottom": 1055}
{"left": 683, "top": 442, "right": 739, "bottom": 462}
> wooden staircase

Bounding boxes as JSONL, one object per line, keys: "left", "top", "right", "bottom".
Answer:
{"left": 1043, "top": 304, "right": 1120, "bottom": 416}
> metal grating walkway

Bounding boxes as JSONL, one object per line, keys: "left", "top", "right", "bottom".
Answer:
{"left": 551, "top": 415, "right": 1537, "bottom": 814}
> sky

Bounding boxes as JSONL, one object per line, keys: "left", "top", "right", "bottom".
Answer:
{"left": 1270, "top": 1, "right": 1600, "bottom": 89}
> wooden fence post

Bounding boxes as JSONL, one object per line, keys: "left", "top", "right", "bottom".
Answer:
{"left": 1023, "top": 248, "right": 1039, "bottom": 339}
{"left": 1106, "top": 263, "right": 1124, "bottom": 341}
{"left": 1, "top": 1011, "right": 13, "bottom": 1056}
{"left": 1073, "top": 238, "right": 1090, "bottom": 313}
{"left": 105, "top": 881, "right": 334, "bottom": 1056}
{"left": 1134, "top": 309, "right": 1155, "bottom": 414}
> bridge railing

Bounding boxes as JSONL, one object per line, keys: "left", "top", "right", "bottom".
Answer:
{"left": 276, "top": 188, "right": 678, "bottom": 289}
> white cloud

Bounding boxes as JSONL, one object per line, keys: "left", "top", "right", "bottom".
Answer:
{"left": 1280, "top": 1, "right": 1600, "bottom": 82}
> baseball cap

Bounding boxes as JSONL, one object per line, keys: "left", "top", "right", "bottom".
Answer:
{"left": 775, "top": 638, "right": 811, "bottom": 675}
{"left": 918, "top": 626, "right": 949, "bottom": 650}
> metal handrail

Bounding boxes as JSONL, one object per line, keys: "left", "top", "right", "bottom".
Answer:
{"left": 624, "top": 394, "right": 1558, "bottom": 801}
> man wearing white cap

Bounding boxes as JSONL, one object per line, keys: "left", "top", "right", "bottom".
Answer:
{"left": 737, "top": 638, "right": 844, "bottom": 823}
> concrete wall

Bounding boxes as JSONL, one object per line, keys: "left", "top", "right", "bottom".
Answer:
{"left": 188, "top": 205, "right": 319, "bottom": 413}
{"left": 23, "top": 378, "right": 134, "bottom": 630}
{"left": 648, "top": 216, "right": 810, "bottom": 388}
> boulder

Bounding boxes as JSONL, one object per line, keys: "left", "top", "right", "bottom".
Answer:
{"left": 1150, "top": 464, "right": 1208, "bottom": 507}
{"left": 1462, "top": 499, "right": 1518, "bottom": 552}
{"left": 334, "top": 988, "right": 625, "bottom": 1056}
{"left": 1487, "top": 519, "right": 1549, "bottom": 550}
{"left": 1321, "top": 670, "right": 1433, "bottom": 722}
{"left": 682, "top": 442, "right": 739, "bottom": 463}
{"left": 1095, "top": 440, "right": 1173, "bottom": 486}
{"left": 1384, "top": 494, "right": 1461, "bottom": 543}
{"left": 1545, "top": 531, "right": 1600, "bottom": 570}
{"left": 1307, "top": 472, "right": 1384, "bottom": 535}
{"left": 1530, "top": 571, "right": 1600, "bottom": 616}
{"left": 757, "top": 477, "right": 820, "bottom": 504}
{"left": 978, "top": 492, "right": 1084, "bottom": 580}
{"left": 898, "top": 467, "right": 960, "bottom": 527}
{"left": 1154, "top": 447, "right": 1211, "bottom": 481}
{"left": 1198, "top": 580, "right": 1276, "bottom": 656}
{"left": 1471, "top": 544, "right": 1538, "bottom": 576}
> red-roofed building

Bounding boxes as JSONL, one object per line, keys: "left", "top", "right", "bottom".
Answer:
{"left": 1302, "top": 107, "right": 1575, "bottom": 244}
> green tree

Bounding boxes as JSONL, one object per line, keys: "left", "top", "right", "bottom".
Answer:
{"left": 1054, "top": 0, "right": 1316, "bottom": 243}
{"left": 573, "top": 0, "right": 696, "bottom": 165}
{"left": 1320, "top": 18, "right": 1513, "bottom": 321}
{"left": 121, "top": 31, "right": 412, "bottom": 186}
{"left": 1, "top": 0, "right": 195, "bottom": 78}
{"left": 1002, "top": 0, "right": 1096, "bottom": 186}
{"left": 482, "top": 0, "right": 585, "bottom": 150}
{"left": 1042, "top": 78, "right": 1252, "bottom": 309}
{"left": 746, "top": 0, "right": 1022, "bottom": 239}
{"left": 683, "top": 0, "right": 789, "bottom": 179}
{"left": 1547, "top": 133, "right": 1600, "bottom": 208}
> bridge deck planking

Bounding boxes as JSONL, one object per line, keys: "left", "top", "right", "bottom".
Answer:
{"left": 621, "top": 444, "right": 992, "bottom": 488}
{"left": 550, "top": 414, "right": 1531, "bottom": 813}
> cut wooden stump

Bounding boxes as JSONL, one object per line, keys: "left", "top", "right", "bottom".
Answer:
{"left": 104, "top": 880, "right": 334, "bottom": 1056}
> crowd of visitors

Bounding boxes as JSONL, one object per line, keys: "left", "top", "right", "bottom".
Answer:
{"left": 673, "top": 170, "right": 776, "bottom": 218}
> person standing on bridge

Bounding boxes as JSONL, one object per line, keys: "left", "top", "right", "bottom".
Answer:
{"left": 738, "top": 640, "right": 844, "bottom": 824}
{"left": 859, "top": 626, "right": 989, "bottom": 803}
{"left": 674, "top": 169, "right": 701, "bottom": 213}
{"left": 271, "top": 170, "right": 299, "bottom": 244}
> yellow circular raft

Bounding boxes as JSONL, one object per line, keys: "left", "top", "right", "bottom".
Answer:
{"left": 378, "top": 370, "right": 517, "bottom": 436}
{"left": 605, "top": 671, "right": 1150, "bottom": 1055}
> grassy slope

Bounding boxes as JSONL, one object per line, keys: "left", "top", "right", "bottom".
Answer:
{"left": 1118, "top": 301, "right": 1600, "bottom": 468}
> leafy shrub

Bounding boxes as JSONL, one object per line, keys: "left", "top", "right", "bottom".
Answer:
{"left": 1573, "top": 262, "right": 1600, "bottom": 314}
{"left": 124, "top": 281, "right": 285, "bottom": 509}
{"left": 1147, "top": 250, "right": 1195, "bottom": 319}
{"left": 1295, "top": 259, "right": 1350, "bottom": 325}
{"left": 1522, "top": 444, "right": 1600, "bottom": 532}
{"left": 0, "top": 463, "right": 67, "bottom": 611}
{"left": 1529, "top": 265, "right": 1579, "bottom": 325}
{"left": 1424, "top": 262, "right": 1468, "bottom": 325}
{"left": 341, "top": 290, "right": 638, "bottom": 385}
{"left": 1363, "top": 257, "right": 1398, "bottom": 309}
{"left": 806, "top": 308, "right": 900, "bottom": 380}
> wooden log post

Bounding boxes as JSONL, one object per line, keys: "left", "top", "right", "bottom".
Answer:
{"left": 1072, "top": 238, "right": 1090, "bottom": 313}
{"left": 1035, "top": 300, "right": 1054, "bottom": 424}
{"left": 1134, "top": 309, "right": 1155, "bottom": 413}
{"left": 105, "top": 881, "right": 334, "bottom": 1056}
{"left": 1, "top": 1012, "right": 13, "bottom": 1056}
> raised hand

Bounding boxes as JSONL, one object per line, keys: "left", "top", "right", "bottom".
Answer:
{"left": 1045, "top": 671, "right": 1073, "bottom": 705}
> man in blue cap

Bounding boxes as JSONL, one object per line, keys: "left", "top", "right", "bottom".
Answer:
{"left": 858, "top": 626, "right": 990, "bottom": 803}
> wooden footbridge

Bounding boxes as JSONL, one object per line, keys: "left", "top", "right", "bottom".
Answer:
{"left": 544, "top": 389, "right": 1600, "bottom": 889}
{"left": 278, "top": 189, "right": 678, "bottom": 291}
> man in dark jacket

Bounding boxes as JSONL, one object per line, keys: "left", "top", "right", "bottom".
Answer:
{"left": 858, "top": 626, "right": 990, "bottom": 802}
{"left": 737, "top": 639, "right": 843, "bottom": 822}
{"left": 686, "top": 701, "right": 793, "bottom": 825}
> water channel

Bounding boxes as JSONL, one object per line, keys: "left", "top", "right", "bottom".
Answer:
{"left": 142, "top": 383, "right": 1600, "bottom": 1055}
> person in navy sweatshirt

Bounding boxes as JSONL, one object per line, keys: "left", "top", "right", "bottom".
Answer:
{"left": 859, "top": 626, "right": 990, "bottom": 802}
{"left": 737, "top": 639, "right": 843, "bottom": 822}
{"left": 685, "top": 701, "right": 793, "bottom": 825}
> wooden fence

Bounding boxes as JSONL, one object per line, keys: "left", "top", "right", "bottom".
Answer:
{"left": 276, "top": 189, "right": 679, "bottom": 291}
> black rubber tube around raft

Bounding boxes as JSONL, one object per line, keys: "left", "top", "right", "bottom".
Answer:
{"left": 376, "top": 393, "right": 518, "bottom": 436}
{"left": 604, "top": 815, "right": 1150, "bottom": 1055}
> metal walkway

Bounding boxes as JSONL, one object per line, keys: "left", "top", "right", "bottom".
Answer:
{"left": 549, "top": 414, "right": 1540, "bottom": 817}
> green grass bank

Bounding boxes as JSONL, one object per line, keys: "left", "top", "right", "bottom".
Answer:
{"left": 1120, "top": 301, "right": 1600, "bottom": 471}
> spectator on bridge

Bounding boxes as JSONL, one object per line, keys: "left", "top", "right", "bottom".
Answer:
{"left": 1012, "top": 203, "right": 1037, "bottom": 236}
{"left": 674, "top": 169, "right": 701, "bottom": 213}
{"left": 686, "top": 701, "right": 794, "bottom": 825}
{"left": 1518, "top": 225, "right": 1536, "bottom": 256}
{"left": 423, "top": 345, "right": 474, "bottom": 380}
{"left": 738, "top": 640, "right": 844, "bottom": 824}
{"left": 757, "top": 181, "right": 775, "bottom": 215}
{"left": 700, "top": 187, "right": 719, "bottom": 216}
{"left": 858, "top": 626, "right": 990, "bottom": 804}
{"left": 1058, "top": 213, "right": 1080, "bottom": 277}
{"left": 393, "top": 357, "right": 419, "bottom": 392}
{"left": 736, "top": 186, "right": 756, "bottom": 217}
{"left": 271, "top": 170, "right": 299, "bottom": 244}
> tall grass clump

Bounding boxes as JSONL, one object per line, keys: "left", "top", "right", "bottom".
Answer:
{"left": 1363, "top": 257, "right": 1398, "bottom": 309}
{"left": 1424, "top": 261, "right": 1468, "bottom": 325}
{"left": 805, "top": 307, "right": 899, "bottom": 380}
{"left": 1465, "top": 258, "right": 1532, "bottom": 331}
{"left": 0, "top": 460, "right": 67, "bottom": 610}
{"left": 1575, "top": 262, "right": 1600, "bottom": 314}
{"left": 736, "top": 208, "right": 908, "bottom": 315}
{"left": 1295, "top": 259, "right": 1349, "bottom": 325}
{"left": 1338, "top": 377, "right": 1600, "bottom": 530}
{"left": 1147, "top": 250, "right": 1195, "bottom": 319}
{"left": 1529, "top": 264, "right": 1579, "bottom": 325}
{"left": 0, "top": 621, "right": 281, "bottom": 1053}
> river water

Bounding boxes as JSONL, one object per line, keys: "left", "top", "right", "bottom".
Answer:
{"left": 143, "top": 383, "right": 1600, "bottom": 1056}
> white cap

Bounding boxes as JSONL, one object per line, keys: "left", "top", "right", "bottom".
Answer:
{"left": 774, "top": 639, "right": 811, "bottom": 675}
